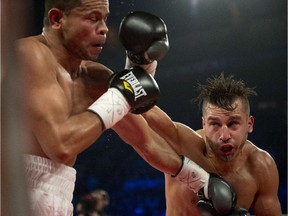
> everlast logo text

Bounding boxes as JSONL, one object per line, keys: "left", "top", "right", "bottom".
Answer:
{"left": 120, "top": 71, "right": 147, "bottom": 101}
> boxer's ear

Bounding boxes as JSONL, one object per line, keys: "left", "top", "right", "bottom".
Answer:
{"left": 247, "top": 115, "right": 254, "bottom": 133}
{"left": 48, "top": 8, "right": 63, "bottom": 29}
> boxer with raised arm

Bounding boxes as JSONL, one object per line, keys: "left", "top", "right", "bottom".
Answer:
{"left": 15, "top": 1, "right": 167, "bottom": 214}
{"left": 142, "top": 74, "right": 282, "bottom": 215}
{"left": 16, "top": 0, "right": 236, "bottom": 214}
{"left": 114, "top": 11, "right": 240, "bottom": 215}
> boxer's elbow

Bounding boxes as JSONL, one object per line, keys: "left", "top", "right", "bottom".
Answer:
{"left": 46, "top": 143, "right": 74, "bottom": 164}
{"left": 54, "top": 151, "right": 71, "bottom": 164}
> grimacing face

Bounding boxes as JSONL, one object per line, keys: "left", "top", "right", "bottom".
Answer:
{"left": 60, "top": 0, "right": 109, "bottom": 61}
{"left": 202, "top": 98, "right": 254, "bottom": 161}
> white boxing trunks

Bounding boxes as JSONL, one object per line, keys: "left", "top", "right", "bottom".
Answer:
{"left": 24, "top": 154, "right": 76, "bottom": 216}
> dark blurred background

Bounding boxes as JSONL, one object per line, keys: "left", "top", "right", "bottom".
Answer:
{"left": 31, "top": 0, "right": 287, "bottom": 215}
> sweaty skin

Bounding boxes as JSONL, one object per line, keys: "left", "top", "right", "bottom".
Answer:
{"left": 142, "top": 103, "right": 282, "bottom": 216}
{"left": 16, "top": 0, "right": 111, "bottom": 166}
{"left": 17, "top": 1, "right": 281, "bottom": 214}
{"left": 16, "top": 0, "right": 182, "bottom": 175}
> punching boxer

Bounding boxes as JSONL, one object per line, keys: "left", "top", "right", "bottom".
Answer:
{"left": 16, "top": 0, "right": 237, "bottom": 215}
{"left": 115, "top": 11, "right": 240, "bottom": 216}
{"left": 141, "top": 74, "right": 282, "bottom": 215}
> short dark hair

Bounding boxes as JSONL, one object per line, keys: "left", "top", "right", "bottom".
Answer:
{"left": 195, "top": 73, "right": 257, "bottom": 115}
{"left": 43, "top": 0, "right": 82, "bottom": 26}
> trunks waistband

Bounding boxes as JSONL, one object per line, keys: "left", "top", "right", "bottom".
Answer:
{"left": 23, "top": 154, "right": 76, "bottom": 201}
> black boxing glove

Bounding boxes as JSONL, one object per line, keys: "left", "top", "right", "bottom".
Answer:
{"left": 197, "top": 199, "right": 220, "bottom": 216}
{"left": 229, "top": 205, "right": 250, "bottom": 216}
{"left": 173, "top": 157, "right": 237, "bottom": 215}
{"left": 88, "top": 67, "right": 159, "bottom": 129}
{"left": 197, "top": 173, "right": 237, "bottom": 215}
{"left": 109, "top": 67, "right": 160, "bottom": 114}
{"left": 119, "top": 11, "right": 169, "bottom": 65}
{"left": 197, "top": 201, "right": 250, "bottom": 216}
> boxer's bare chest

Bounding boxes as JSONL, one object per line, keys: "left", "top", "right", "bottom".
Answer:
{"left": 208, "top": 161, "right": 257, "bottom": 209}
{"left": 56, "top": 66, "right": 107, "bottom": 115}
{"left": 188, "top": 144, "right": 257, "bottom": 208}
{"left": 166, "top": 166, "right": 256, "bottom": 213}
{"left": 167, "top": 150, "right": 257, "bottom": 211}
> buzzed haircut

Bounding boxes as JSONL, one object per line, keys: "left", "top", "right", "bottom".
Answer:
{"left": 43, "top": 0, "right": 82, "bottom": 26}
{"left": 195, "top": 73, "right": 257, "bottom": 115}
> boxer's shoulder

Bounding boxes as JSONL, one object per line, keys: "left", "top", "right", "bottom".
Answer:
{"left": 246, "top": 141, "right": 270, "bottom": 160}
{"left": 245, "top": 141, "right": 276, "bottom": 174}
{"left": 16, "top": 35, "right": 47, "bottom": 50}
{"left": 15, "top": 35, "right": 55, "bottom": 63}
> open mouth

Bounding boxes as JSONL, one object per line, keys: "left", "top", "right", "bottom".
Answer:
{"left": 220, "top": 144, "right": 233, "bottom": 154}
{"left": 92, "top": 44, "right": 102, "bottom": 47}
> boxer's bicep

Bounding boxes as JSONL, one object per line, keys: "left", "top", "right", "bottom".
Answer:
{"left": 18, "top": 40, "right": 74, "bottom": 156}
{"left": 252, "top": 153, "right": 282, "bottom": 215}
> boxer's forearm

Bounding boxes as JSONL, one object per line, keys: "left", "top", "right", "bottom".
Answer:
{"left": 113, "top": 114, "right": 182, "bottom": 175}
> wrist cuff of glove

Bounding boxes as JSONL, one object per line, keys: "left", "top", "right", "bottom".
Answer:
{"left": 127, "top": 50, "right": 153, "bottom": 65}
{"left": 125, "top": 55, "right": 157, "bottom": 77}
{"left": 139, "top": 60, "right": 157, "bottom": 77}
{"left": 88, "top": 88, "right": 130, "bottom": 129}
{"left": 173, "top": 156, "right": 209, "bottom": 193}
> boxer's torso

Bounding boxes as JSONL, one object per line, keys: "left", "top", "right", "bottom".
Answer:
{"left": 19, "top": 35, "right": 112, "bottom": 166}
{"left": 165, "top": 134, "right": 259, "bottom": 215}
